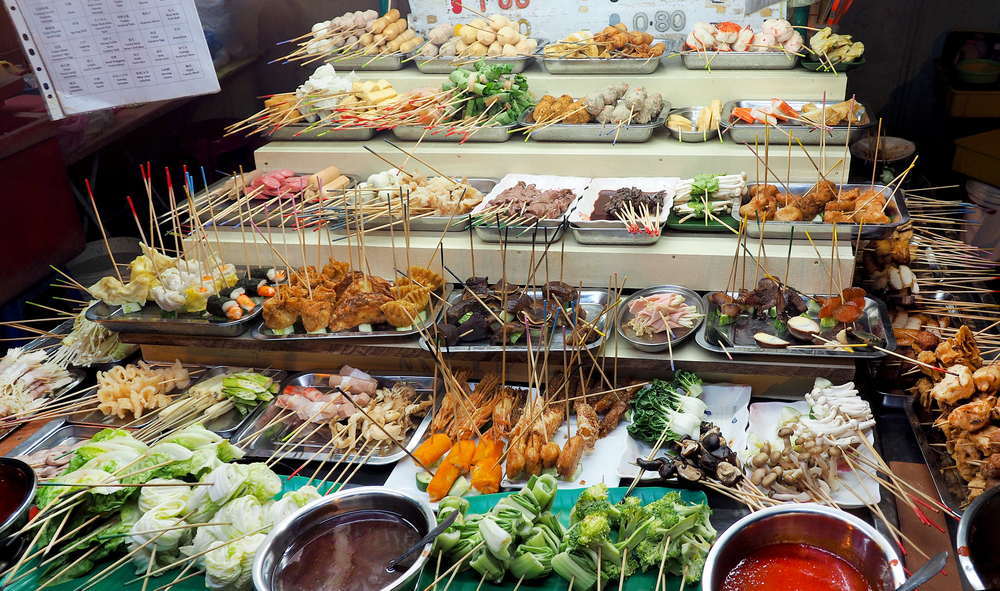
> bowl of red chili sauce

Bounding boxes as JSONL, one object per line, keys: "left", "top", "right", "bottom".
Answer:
{"left": 702, "top": 504, "right": 905, "bottom": 591}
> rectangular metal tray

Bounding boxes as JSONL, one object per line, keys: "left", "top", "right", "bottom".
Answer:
{"left": 85, "top": 298, "right": 262, "bottom": 337}
{"left": 234, "top": 372, "right": 435, "bottom": 464}
{"left": 475, "top": 221, "right": 565, "bottom": 244}
{"left": 332, "top": 178, "right": 499, "bottom": 235}
{"left": 419, "top": 288, "right": 608, "bottom": 353}
{"left": 724, "top": 99, "right": 873, "bottom": 145}
{"left": 194, "top": 175, "right": 359, "bottom": 227}
{"left": 696, "top": 294, "right": 895, "bottom": 359}
{"left": 734, "top": 183, "right": 907, "bottom": 241}
{"left": 324, "top": 52, "right": 406, "bottom": 70}
{"left": 517, "top": 107, "right": 668, "bottom": 143}
{"left": 5, "top": 420, "right": 114, "bottom": 458}
{"left": 267, "top": 125, "right": 377, "bottom": 141}
{"left": 21, "top": 317, "right": 139, "bottom": 371}
{"left": 681, "top": 50, "right": 800, "bottom": 70}
{"left": 391, "top": 123, "right": 516, "bottom": 143}
{"left": 540, "top": 39, "right": 676, "bottom": 74}
{"left": 409, "top": 39, "right": 545, "bottom": 74}
{"left": 570, "top": 224, "right": 662, "bottom": 245}
{"left": 0, "top": 367, "right": 86, "bottom": 444}
{"left": 251, "top": 285, "right": 448, "bottom": 341}
{"left": 903, "top": 396, "right": 966, "bottom": 513}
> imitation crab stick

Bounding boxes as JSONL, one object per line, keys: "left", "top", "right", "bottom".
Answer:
{"left": 413, "top": 433, "right": 452, "bottom": 467}
{"left": 427, "top": 439, "right": 475, "bottom": 502}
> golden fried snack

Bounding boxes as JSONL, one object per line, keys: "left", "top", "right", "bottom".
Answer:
{"left": 530, "top": 95, "right": 556, "bottom": 123}
{"left": 397, "top": 266, "right": 443, "bottom": 290}
{"left": 557, "top": 434, "right": 585, "bottom": 478}
{"left": 381, "top": 299, "right": 421, "bottom": 328}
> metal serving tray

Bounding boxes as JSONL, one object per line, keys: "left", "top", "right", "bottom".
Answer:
{"left": 68, "top": 362, "right": 205, "bottom": 429}
{"left": 696, "top": 294, "right": 895, "bottom": 359}
{"left": 20, "top": 317, "right": 139, "bottom": 371}
{"left": 85, "top": 299, "right": 263, "bottom": 338}
{"left": 665, "top": 107, "right": 730, "bottom": 143}
{"left": 540, "top": 40, "right": 676, "bottom": 74}
{"left": 251, "top": 286, "right": 448, "bottom": 341}
{"left": 517, "top": 106, "right": 668, "bottom": 143}
{"left": 0, "top": 367, "right": 86, "bottom": 444}
{"left": 616, "top": 286, "right": 706, "bottom": 353}
{"left": 5, "top": 420, "right": 114, "bottom": 458}
{"left": 234, "top": 372, "right": 434, "bottom": 464}
{"left": 410, "top": 38, "right": 546, "bottom": 74}
{"left": 325, "top": 52, "right": 406, "bottom": 71}
{"left": 391, "top": 123, "right": 516, "bottom": 143}
{"left": 195, "top": 175, "right": 359, "bottom": 228}
{"left": 570, "top": 224, "right": 662, "bottom": 245}
{"left": 681, "top": 50, "right": 800, "bottom": 70}
{"left": 267, "top": 124, "right": 377, "bottom": 141}
{"left": 419, "top": 288, "right": 608, "bottom": 353}
{"left": 734, "top": 183, "right": 908, "bottom": 241}
{"left": 903, "top": 396, "right": 966, "bottom": 513}
{"left": 475, "top": 221, "right": 566, "bottom": 244}
{"left": 724, "top": 99, "right": 874, "bottom": 145}
{"left": 333, "top": 178, "right": 499, "bottom": 234}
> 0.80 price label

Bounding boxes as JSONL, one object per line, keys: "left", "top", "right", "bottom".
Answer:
{"left": 630, "top": 10, "right": 686, "bottom": 33}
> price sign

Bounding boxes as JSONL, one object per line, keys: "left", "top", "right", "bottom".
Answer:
{"left": 416, "top": 0, "right": 778, "bottom": 39}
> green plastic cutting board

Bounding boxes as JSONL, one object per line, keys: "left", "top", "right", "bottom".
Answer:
{"left": 3, "top": 477, "right": 339, "bottom": 591}
{"left": 418, "top": 487, "right": 710, "bottom": 591}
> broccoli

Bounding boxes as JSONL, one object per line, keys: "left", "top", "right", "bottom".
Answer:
{"left": 673, "top": 370, "right": 703, "bottom": 397}
{"left": 615, "top": 496, "right": 654, "bottom": 553}
{"left": 563, "top": 513, "right": 611, "bottom": 551}
{"left": 569, "top": 483, "right": 620, "bottom": 526}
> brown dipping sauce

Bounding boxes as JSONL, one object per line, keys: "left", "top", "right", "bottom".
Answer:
{"left": 276, "top": 509, "right": 422, "bottom": 591}
{"left": 591, "top": 190, "right": 663, "bottom": 221}
{"left": 0, "top": 464, "right": 30, "bottom": 525}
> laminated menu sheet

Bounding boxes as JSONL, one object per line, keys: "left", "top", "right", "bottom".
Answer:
{"left": 3, "top": 0, "right": 220, "bottom": 119}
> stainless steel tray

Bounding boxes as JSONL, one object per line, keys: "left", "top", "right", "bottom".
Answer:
{"left": 410, "top": 39, "right": 545, "bottom": 74}
{"left": 617, "top": 286, "right": 706, "bottom": 353}
{"left": 724, "top": 99, "right": 873, "bottom": 145}
{"left": 251, "top": 285, "right": 448, "bottom": 341}
{"left": 475, "top": 220, "right": 565, "bottom": 244}
{"left": 68, "top": 365, "right": 286, "bottom": 437}
{"left": 419, "top": 288, "right": 608, "bottom": 353}
{"left": 332, "top": 178, "right": 499, "bottom": 235}
{"left": 195, "top": 175, "right": 359, "bottom": 227}
{"left": 570, "top": 224, "right": 662, "bottom": 245}
{"left": 267, "top": 124, "right": 377, "bottom": 141}
{"left": 325, "top": 52, "right": 406, "bottom": 70}
{"left": 5, "top": 420, "right": 114, "bottom": 458}
{"left": 0, "top": 368, "right": 86, "bottom": 444}
{"left": 518, "top": 107, "right": 668, "bottom": 143}
{"left": 696, "top": 293, "right": 895, "bottom": 359}
{"left": 903, "top": 396, "right": 966, "bottom": 513}
{"left": 735, "top": 183, "right": 907, "bottom": 241}
{"left": 665, "top": 107, "right": 729, "bottom": 143}
{"left": 21, "top": 317, "right": 139, "bottom": 371}
{"left": 540, "top": 40, "right": 677, "bottom": 75}
{"left": 391, "top": 123, "right": 516, "bottom": 143}
{"left": 681, "top": 50, "right": 799, "bottom": 70}
{"left": 85, "top": 298, "right": 263, "bottom": 337}
{"left": 234, "top": 372, "right": 435, "bottom": 464}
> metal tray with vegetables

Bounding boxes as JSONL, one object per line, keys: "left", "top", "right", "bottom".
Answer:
{"left": 696, "top": 288, "right": 894, "bottom": 359}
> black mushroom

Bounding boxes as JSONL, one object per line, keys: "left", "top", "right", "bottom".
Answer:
{"left": 716, "top": 462, "right": 742, "bottom": 487}
{"left": 446, "top": 299, "right": 482, "bottom": 324}
{"left": 657, "top": 461, "right": 678, "bottom": 480}
{"left": 711, "top": 445, "right": 739, "bottom": 466}
{"left": 463, "top": 276, "right": 490, "bottom": 299}
{"left": 698, "top": 451, "right": 720, "bottom": 472}
{"left": 700, "top": 431, "right": 721, "bottom": 452}
{"left": 542, "top": 280, "right": 578, "bottom": 304}
{"left": 636, "top": 457, "right": 665, "bottom": 472}
{"left": 679, "top": 439, "right": 701, "bottom": 458}
{"left": 490, "top": 322, "right": 526, "bottom": 346}
{"left": 431, "top": 323, "right": 461, "bottom": 347}
{"left": 456, "top": 313, "right": 492, "bottom": 341}
{"left": 676, "top": 462, "right": 704, "bottom": 482}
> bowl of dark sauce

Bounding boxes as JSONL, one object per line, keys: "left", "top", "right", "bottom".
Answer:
{"left": 254, "top": 486, "right": 436, "bottom": 591}
{"left": 958, "top": 486, "right": 1000, "bottom": 590}
{"left": 0, "top": 458, "right": 38, "bottom": 572}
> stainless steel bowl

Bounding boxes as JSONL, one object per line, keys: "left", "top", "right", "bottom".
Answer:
{"left": 665, "top": 107, "right": 729, "bottom": 143}
{"left": 616, "top": 286, "right": 706, "bottom": 353}
{"left": 701, "top": 504, "right": 905, "bottom": 591}
{"left": 0, "top": 458, "right": 37, "bottom": 572}
{"left": 253, "top": 486, "right": 436, "bottom": 591}
{"left": 957, "top": 486, "right": 1000, "bottom": 589}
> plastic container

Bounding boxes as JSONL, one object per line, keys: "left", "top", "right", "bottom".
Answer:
{"left": 964, "top": 179, "right": 1000, "bottom": 261}
{"left": 956, "top": 59, "right": 1000, "bottom": 84}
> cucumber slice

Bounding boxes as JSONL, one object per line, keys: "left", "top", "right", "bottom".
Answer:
{"left": 417, "top": 310, "right": 428, "bottom": 322}
{"left": 570, "top": 462, "right": 584, "bottom": 481}
{"left": 459, "top": 311, "right": 474, "bottom": 324}
{"left": 820, "top": 317, "right": 838, "bottom": 329}
{"left": 160, "top": 310, "right": 178, "bottom": 319}
{"left": 306, "top": 327, "right": 328, "bottom": 334}
{"left": 271, "top": 325, "right": 296, "bottom": 336}
{"left": 416, "top": 471, "right": 433, "bottom": 492}
{"left": 718, "top": 313, "right": 736, "bottom": 326}
{"left": 358, "top": 324, "right": 373, "bottom": 333}
{"left": 501, "top": 312, "right": 515, "bottom": 323}
{"left": 122, "top": 302, "right": 143, "bottom": 314}
{"left": 396, "top": 325, "right": 414, "bottom": 332}
{"left": 465, "top": 488, "right": 482, "bottom": 496}
{"left": 541, "top": 467, "right": 558, "bottom": 478}
{"left": 807, "top": 299, "right": 822, "bottom": 316}
{"left": 447, "top": 475, "right": 470, "bottom": 497}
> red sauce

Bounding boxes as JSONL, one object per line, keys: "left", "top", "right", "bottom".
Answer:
{"left": 957, "top": 546, "right": 969, "bottom": 557}
{"left": 720, "top": 543, "right": 874, "bottom": 591}
{"left": 0, "top": 464, "right": 30, "bottom": 525}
